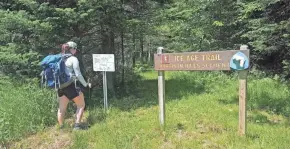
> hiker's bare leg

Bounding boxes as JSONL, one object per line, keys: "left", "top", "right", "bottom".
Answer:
{"left": 58, "top": 95, "right": 69, "bottom": 126}
{"left": 72, "top": 92, "right": 85, "bottom": 124}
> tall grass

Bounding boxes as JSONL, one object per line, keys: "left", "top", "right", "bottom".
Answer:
{"left": 69, "top": 71, "right": 290, "bottom": 149}
{"left": 248, "top": 78, "right": 290, "bottom": 116}
{"left": 0, "top": 76, "right": 57, "bottom": 145}
{"left": 3, "top": 70, "right": 290, "bottom": 148}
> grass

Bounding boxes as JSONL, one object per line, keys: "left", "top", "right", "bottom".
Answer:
{"left": 0, "top": 76, "right": 59, "bottom": 146}
{"left": 4, "top": 71, "right": 290, "bottom": 149}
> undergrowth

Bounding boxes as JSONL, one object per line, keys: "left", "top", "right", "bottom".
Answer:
{"left": 0, "top": 76, "right": 57, "bottom": 145}
{"left": 69, "top": 71, "right": 290, "bottom": 149}
{"left": 3, "top": 71, "right": 290, "bottom": 149}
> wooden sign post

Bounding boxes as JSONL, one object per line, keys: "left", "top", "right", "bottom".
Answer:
{"left": 157, "top": 47, "right": 165, "bottom": 127}
{"left": 238, "top": 45, "right": 249, "bottom": 136}
{"left": 154, "top": 45, "right": 250, "bottom": 135}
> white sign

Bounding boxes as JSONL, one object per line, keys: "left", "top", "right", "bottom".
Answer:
{"left": 93, "top": 54, "right": 115, "bottom": 72}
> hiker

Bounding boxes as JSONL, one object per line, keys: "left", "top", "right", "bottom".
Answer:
{"left": 57, "top": 41, "right": 91, "bottom": 130}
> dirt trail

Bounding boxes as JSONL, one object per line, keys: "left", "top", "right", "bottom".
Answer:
{"left": 9, "top": 127, "right": 73, "bottom": 149}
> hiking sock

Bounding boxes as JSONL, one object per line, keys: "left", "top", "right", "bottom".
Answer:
{"left": 57, "top": 124, "right": 64, "bottom": 129}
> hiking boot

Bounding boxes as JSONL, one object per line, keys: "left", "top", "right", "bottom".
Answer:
{"left": 73, "top": 123, "right": 88, "bottom": 130}
{"left": 73, "top": 123, "right": 83, "bottom": 130}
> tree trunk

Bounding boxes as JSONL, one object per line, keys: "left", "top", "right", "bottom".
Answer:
{"left": 101, "top": 25, "right": 115, "bottom": 97}
{"left": 147, "top": 36, "right": 151, "bottom": 64}
{"left": 121, "top": 31, "right": 125, "bottom": 86}
{"left": 199, "top": 35, "right": 205, "bottom": 51}
{"left": 140, "top": 35, "right": 144, "bottom": 64}
{"left": 107, "top": 30, "right": 115, "bottom": 96}
{"left": 132, "top": 33, "right": 136, "bottom": 68}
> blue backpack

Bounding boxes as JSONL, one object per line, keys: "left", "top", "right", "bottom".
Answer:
{"left": 40, "top": 53, "right": 73, "bottom": 89}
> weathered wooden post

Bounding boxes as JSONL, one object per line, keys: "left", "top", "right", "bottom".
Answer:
{"left": 157, "top": 47, "right": 165, "bottom": 127}
{"left": 238, "top": 45, "right": 249, "bottom": 136}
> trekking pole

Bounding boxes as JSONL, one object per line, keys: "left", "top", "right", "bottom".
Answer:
{"left": 88, "top": 78, "right": 91, "bottom": 101}
{"left": 41, "top": 71, "right": 44, "bottom": 89}
{"left": 54, "top": 73, "right": 59, "bottom": 102}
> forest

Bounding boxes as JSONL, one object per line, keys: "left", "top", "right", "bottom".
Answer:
{"left": 1, "top": 0, "right": 290, "bottom": 89}
{"left": 1, "top": 0, "right": 290, "bottom": 148}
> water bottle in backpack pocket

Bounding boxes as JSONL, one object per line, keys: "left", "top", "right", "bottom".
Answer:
{"left": 40, "top": 54, "right": 74, "bottom": 89}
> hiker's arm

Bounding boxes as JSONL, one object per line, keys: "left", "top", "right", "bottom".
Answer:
{"left": 72, "top": 57, "right": 88, "bottom": 87}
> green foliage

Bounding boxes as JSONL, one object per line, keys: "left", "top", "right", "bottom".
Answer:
{"left": 0, "top": 9, "right": 52, "bottom": 77}
{"left": 0, "top": 0, "right": 289, "bottom": 82}
{"left": 153, "top": 0, "right": 240, "bottom": 52}
{"left": 0, "top": 76, "right": 57, "bottom": 144}
{"left": 238, "top": 0, "right": 290, "bottom": 76}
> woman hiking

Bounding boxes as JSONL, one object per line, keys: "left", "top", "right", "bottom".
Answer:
{"left": 57, "top": 41, "right": 91, "bottom": 130}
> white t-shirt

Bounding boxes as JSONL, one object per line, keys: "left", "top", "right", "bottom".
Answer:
{"left": 65, "top": 56, "right": 88, "bottom": 87}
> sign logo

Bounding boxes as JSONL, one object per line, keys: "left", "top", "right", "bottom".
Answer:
{"left": 161, "top": 55, "right": 170, "bottom": 64}
{"left": 230, "top": 52, "right": 249, "bottom": 70}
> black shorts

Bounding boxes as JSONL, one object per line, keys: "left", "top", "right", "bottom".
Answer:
{"left": 57, "top": 83, "right": 81, "bottom": 100}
